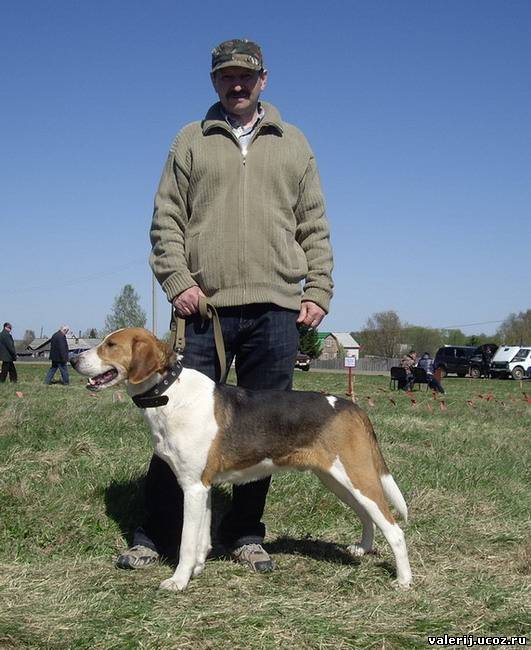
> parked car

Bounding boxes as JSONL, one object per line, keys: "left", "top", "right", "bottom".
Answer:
{"left": 507, "top": 347, "right": 531, "bottom": 380}
{"left": 434, "top": 345, "right": 477, "bottom": 377}
{"left": 468, "top": 343, "right": 498, "bottom": 379}
{"left": 295, "top": 353, "right": 311, "bottom": 371}
{"left": 489, "top": 345, "right": 522, "bottom": 379}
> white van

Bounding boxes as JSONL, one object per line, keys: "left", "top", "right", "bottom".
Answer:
{"left": 490, "top": 345, "right": 523, "bottom": 378}
{"left": 508, "top": 348, "right": 531, "bottom": 380}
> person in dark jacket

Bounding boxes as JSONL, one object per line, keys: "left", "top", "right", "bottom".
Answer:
{"left": 44, "top": 325, "right": 70, "bottom": 385}
{"left": 0, "top": 322, "right": 18, "bottom": 383}
{"left": 417, "top": 352, "right": 445, "bottom": 394}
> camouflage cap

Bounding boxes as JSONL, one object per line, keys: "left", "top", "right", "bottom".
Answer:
{"left": 211, "top": 39, "right": 263, "bottom": 73}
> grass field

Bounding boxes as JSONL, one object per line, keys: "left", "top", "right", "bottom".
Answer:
{"left": 0, "top": 364, "right": 529, "bottom": 649}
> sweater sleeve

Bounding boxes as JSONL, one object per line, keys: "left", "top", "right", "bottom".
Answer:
{"left": 149, "top": 136, "right": 197, "bottom": 302}
{"left": 5, "top": 334, "right": 17, "bottom": 360}
{"left": 294, "top": 155, "right": 334, "bottom": 312}
{"left": 61, "top": 335, "right": 69, "bottom": 363}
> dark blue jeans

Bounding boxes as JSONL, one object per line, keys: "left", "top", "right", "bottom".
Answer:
{"left": 45, "top": 362, "right": 69, "bottom": 385}
{"left": 136, "top": 304, "right": 300, "bottom": 559}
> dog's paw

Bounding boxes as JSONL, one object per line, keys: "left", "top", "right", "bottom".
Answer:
{"left": 347, "top": 544, "right": 372, "bottom": 557}
{"left": 159, "top": 577, "right": 187, "bottom": 592}
{"left": 192, "top": 562, "right": 205, "bottom": 578}
{"left": 393, "top": 577, "right": 412, "bottom": 590}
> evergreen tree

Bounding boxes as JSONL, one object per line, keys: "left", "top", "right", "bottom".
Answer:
{"left": 82, "top": 328, "right": 99, "bottom": 338}
{"left": 104, "top": 285, "right": 147, "bottom": 333}
{"left": 298, "top": 327, "right": 322, "bottom": 358}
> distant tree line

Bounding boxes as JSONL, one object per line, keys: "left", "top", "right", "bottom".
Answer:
{"left": 352, "top": 309, "right": 531, "bottom": 358}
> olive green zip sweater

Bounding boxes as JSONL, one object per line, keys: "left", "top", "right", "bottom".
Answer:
{"left": 149, "top": 101, "right": 333, "bottom": 312}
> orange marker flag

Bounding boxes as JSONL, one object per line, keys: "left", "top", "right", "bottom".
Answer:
{"left": 440, "top": 401, "right": 447, "bottom": 411}
{"left": 15, "top": 391, "right": 23, "bottom": 398}
{"left": 366, "top": 396, "right": 375, "bottom": 407}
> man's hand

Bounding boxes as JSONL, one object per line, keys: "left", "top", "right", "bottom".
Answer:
{"left": 172, "top": 286, "right": 207, "bottom": 317}
{"left": 297, "top": 301, "right": 326, "bottom": 329}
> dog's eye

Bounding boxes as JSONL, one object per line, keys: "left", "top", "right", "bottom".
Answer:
{"left": 106, "top": 341, "right": 116, "bottom": 348}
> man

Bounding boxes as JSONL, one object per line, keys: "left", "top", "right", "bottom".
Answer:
{"left": 0, "top": 322, "right": 17, "bottom": 383}
{"left": 117, "top": 39, "right": 333, "bottom": 573}
{"left": 44, "top": 325, "right": 70, "bottom": 385}
{"left": 417, "top": 352, "right": 445, "bottom": 394}
{"left": 400, "top": 350, "right": 417, "bottom": 391}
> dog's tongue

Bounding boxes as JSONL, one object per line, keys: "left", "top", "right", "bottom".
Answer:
{"left": 87, "top": 369, "right": 118, "bottom": 388}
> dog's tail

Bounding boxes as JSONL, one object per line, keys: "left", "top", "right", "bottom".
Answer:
{"left": 356, "top": 409, "right": 409, "bottom": 522}
{"left": 380, "top": 473, "right": 408, "bottom": 523}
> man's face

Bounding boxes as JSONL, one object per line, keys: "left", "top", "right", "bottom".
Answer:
{"left": 211, "top": 66, "right": 268, "bottom": 116}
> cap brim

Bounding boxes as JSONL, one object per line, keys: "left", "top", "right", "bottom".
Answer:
{"left": 211, "top": 60, "right": 262, "bottom": 73}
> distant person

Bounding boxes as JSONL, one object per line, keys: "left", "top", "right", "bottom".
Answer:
{"left": 417, "top": 352, "right": 445, "bottom": 394}
{"left": 400, "top": 350, "right": 417, "bottom": 391}
{"left": 481, "top": 345, "right": 493, "bottom": 378}
{"left": 44, "top": 326, "right": 70, "bottom": 385}
{"left": 0, "top": 322, "right": 18, "bottom": 383}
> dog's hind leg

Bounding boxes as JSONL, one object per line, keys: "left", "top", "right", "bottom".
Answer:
{"left": 318, "top": 458, "right": 412, "bottom": 588}
{"left": 159, "top": 482, "right": 210, "bottom": 592}
{"left": 317, "top": 470, "right": 375, "bottom": 556}
{"left": 192, "top": 489, "right": 212, "bottom": 578}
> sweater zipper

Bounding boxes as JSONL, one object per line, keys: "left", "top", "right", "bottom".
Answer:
{"left": 240, "top": 146, "right": 247, "bottom": 304}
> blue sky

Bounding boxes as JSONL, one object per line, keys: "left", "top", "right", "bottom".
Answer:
{"left": 2, "top": 0, "right": 530, "bottom": 339}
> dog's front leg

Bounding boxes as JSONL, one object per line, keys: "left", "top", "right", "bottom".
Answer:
{"left": 192, "top": 489, "right": 212, "bottom": 578}
{"left": 159, "top": 483, "right": 210, "bottom": 592}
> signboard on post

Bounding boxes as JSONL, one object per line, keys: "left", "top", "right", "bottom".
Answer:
{"left": 345, "top": 354, "right": 356, "bottom": 397}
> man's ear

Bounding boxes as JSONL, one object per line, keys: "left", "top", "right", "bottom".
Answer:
{"left": 129, "top": 338, "right": 161, "bottom": 384}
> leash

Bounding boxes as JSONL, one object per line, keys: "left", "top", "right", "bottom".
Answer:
{"left": 169, "top": 295, "right": 227, "bottom": 383}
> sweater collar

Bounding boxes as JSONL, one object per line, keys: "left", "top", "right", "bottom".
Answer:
{"left": 202, "top": 101, "right": 284, "bottom": 136}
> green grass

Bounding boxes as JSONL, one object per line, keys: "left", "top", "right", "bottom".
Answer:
{"left": 1, "top": 365, "right": 530, "bottom": 649}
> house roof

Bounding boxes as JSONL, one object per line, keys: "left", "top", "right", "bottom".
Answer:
{"left": 27, "top": 337, "right": 101, "bottom": 351}
{"left": 333, "top": 333, "right": 360, "bottom": 348}
{"left": 320, "top": 332, "right": 360, "bottom": 348}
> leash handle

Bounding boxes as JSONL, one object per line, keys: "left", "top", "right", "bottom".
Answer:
{"left": 170, "top": 296, "right": 227, "bottom": 384}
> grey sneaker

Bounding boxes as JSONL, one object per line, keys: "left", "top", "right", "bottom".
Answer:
{"left": 231, "top": 543, "right": 274, "bottom": 573}
{"left": 116, "top": 544, "right": 159, "bottom": 569}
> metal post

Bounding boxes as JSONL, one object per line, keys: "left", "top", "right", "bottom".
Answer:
{"left": 346, "top": 366, "right": 353, "bottom": 396}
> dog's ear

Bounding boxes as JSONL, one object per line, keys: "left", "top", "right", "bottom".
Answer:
{"left": 129, "top": 337, "right": 162, "bottom": 384}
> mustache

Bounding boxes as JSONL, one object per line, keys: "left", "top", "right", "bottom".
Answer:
{"left": 227, "top": 90, "right": 250, "bottom": 99}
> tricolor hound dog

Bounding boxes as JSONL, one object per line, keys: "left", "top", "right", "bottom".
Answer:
{"left": 71, "top": 327, "right": 412, "bottom": 591}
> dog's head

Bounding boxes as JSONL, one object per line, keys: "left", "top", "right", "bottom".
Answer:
{"left": 71, "top": 328, "right": 176, "bottom": 390}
